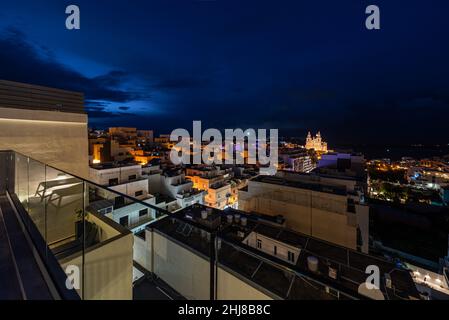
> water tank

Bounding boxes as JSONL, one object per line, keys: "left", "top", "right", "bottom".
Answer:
{"left": 226, "top": 215, "right": 233, "bottom": 224}
{"left": 307, "top": 256, "right": 319, "bottom": 272}
{"left": 234, "top": 214, "right": 241, "bottom": 223}
{"left": 241, "top": 217, "right": 247, "bottom": 227}
{"left": 201, "top": 210, "right": 208, "bottom": 220}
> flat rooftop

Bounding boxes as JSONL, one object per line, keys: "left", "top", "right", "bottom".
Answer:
{"left": 149, "top": 218, "right": 213, "bottom": 258}
{"left": 281, "top": 169, "right": 365, "bottom": 182}
{"left": 369, "top": 199, "right": 449, "bottom": 264}
{"left": 251, "top": 175, "right": 347, "bottom": 196}
{"left": 186, "top": 166, "right": 215, "bottom": 172}
{"left": 147, "top": 204, "right": 420, "bottom": 300}
{"left": 163, "top": 168, "right": 183, "bottom": 177}
{"left": 90, "top": 162, "right": 141, "bottom": 170}
{"left": 218, "top": 219, "right": 420, "bottom": 300}
{"left": 210, "top": 181, "right": 231, "bottom": 190}
{"left": 154, "top": 193, "right": 176, "bottom": 204}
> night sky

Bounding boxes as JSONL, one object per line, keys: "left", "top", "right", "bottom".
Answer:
{"left": 1, "top": 0, "right": 449, "bottom": 145}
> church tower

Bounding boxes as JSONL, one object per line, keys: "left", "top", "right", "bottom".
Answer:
{"left": 306, "top": 131, "right": 312, "bottom": 144}
{"left": 305, "top": 131, "right": 328, "bottom": 152}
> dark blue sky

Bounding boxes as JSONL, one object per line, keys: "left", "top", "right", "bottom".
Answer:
{"left": 1, "top": 0, "right": 448, "bottom": 145}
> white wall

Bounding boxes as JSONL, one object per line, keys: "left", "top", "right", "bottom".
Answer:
{"left": 0, "top": 107, "right": 89, "bottom": 178}
{"left": 152, "top": 231, "right": 210, "bottom": 299}
{"left": 238, "top": 180, "right": 368, "bottom": 252}
{"left": 147, "top": 172, "right": 162, "bottom": 194}
{"left": 133, "top": 228, "right": 281, "bottom": 300}
{"left": 109, "top": 179, "right": 150, "bottom": 200}
{"left": 216, "top": 268, "right": 273, "bottom": 300}
{"left": 133, "top": 231, "right": 152, "bottom": 272}
{"left": 89, "top": 165, "right": 142, "bottom": 185}
{"left": 60, "top": 215, "right": 134, "bottom": 300}
{"left": 206, "top": 184, "right": 231, "bottom": 209}
{"left": 177, "top": 192, "right": 204, "bottom": 209}
{"left": 108, "top": 201, "right": 155, "bottom": 229}
{"left": 244, "top": 232, "right": 300, "bottom": 265}
{"left": 161, "top": 174, "right": 193, "bottom": 198}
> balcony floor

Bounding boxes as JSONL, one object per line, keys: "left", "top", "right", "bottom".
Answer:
{"left": 0, "top": 194, "right": 53, "bottom": 300}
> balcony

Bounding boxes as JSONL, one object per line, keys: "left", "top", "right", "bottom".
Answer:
{"left": 0, "top": 150, "right": 169, "bottom": 300}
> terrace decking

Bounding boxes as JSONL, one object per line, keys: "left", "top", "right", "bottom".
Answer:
{"left": 0, "top": 194, "right": 52, "bottom": 300}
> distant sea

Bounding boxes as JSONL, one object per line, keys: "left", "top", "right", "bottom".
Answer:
{"left": 333, "top": 144, "right": 449, "bottom": 161}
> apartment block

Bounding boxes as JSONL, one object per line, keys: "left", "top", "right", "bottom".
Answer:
{"left": 280, "top": 151, "right": 315, "bottom": 173}
{"left": 238, "top": 172, "right": 369, "bottom": 253}
{"left": 186, "top": 165, "right": 237, "bottom": 209}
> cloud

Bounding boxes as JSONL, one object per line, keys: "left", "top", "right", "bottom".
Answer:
{"left": 118, "top": 106, "right": 130, "bottom": 111}
{"left": 0, "top": 27, "right": 143, "bottom": 103}
{"left": 152, "top": 77, "right": 209, "bottom": 90}
{"left": 85, "top": 104, "right": 134, "bottom": 119}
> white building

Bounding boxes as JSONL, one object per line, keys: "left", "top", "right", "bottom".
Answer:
{"left": 280, "top": 151, "right": 314, "bottom": 173}
{"left": 158, "top": 169, "right": 205, "bottom": 211}
{"left": 205, "top": 182, "right": 232, "bottom": 210}
{"left": 89, "top": 163, "right": 161, "bottom": 233}
{"left": 89, "top": 163, "right": 153, "bottom": 201}
{"left": 318, "top": 152, "right": 365, "bottom": 175}
{"left": 106, "top": 202, "right": 156, "bottom": 233}
{"left": 89, "top": 163, "right": 143, "bottom": 186}
{"left": 186, "top": 165, "right": 235, "bottom": 209}
{"left": 238, "top": 172, "right": 369, "bottom": 253}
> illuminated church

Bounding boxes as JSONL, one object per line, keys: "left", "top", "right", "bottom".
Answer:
{"left": 305, "top": 131, "right": 328, "bottom": 152}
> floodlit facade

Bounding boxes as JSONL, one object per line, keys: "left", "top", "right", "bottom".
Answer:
{"left": 186, "top": 166, "right": 236, "bottom": 209}
{"left": 0, "top": 80, "right": 89, "bottom": 178}
{"left": 305, "top": 131, "right": 328, "bottom": 152}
